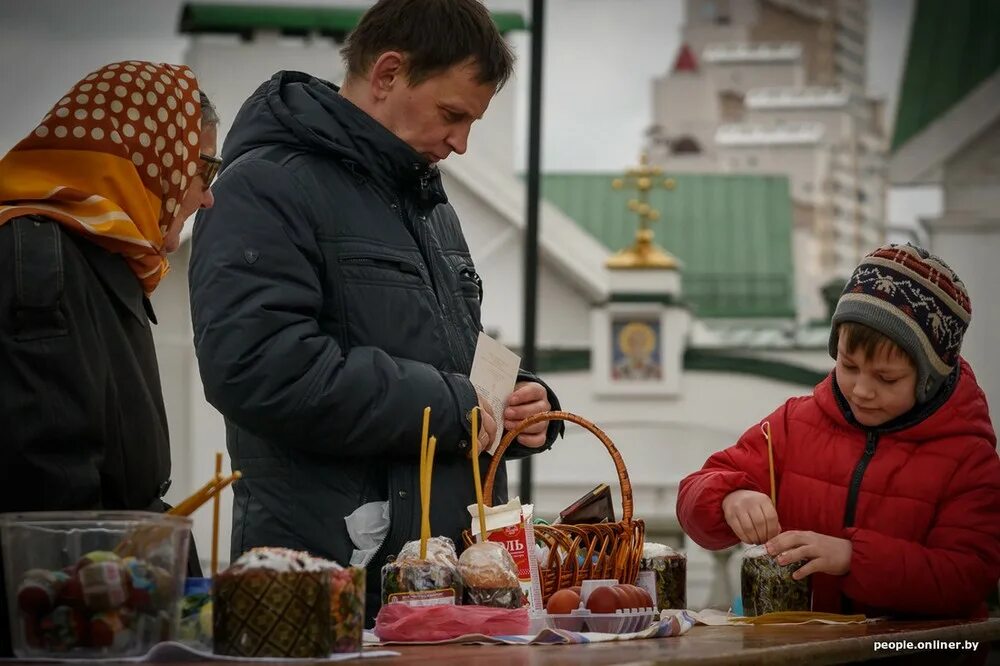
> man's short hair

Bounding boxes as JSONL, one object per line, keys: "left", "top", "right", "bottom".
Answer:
{"left": 342, "top": 0, "right": 515, "bottom": 89}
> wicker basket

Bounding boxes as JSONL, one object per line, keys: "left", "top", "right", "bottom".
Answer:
{"left": 462, "top": 411, "right": 645, "bottom": 604}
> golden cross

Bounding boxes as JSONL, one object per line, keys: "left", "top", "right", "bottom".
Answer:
{"left": 607, "top": 153, "right": 679, "bottom": 269}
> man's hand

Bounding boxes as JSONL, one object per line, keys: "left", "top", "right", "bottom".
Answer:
{"left": 504, "top": 381, "right": 551, "bottom": 448}
{"left": 473, "top": 395, "right": 497, "bottom": 454}
{"left": 766, "top": 531, "right": 852, "bottom": 580}
{"left": 722, "top": 489, "right": 781, "bottom": 544}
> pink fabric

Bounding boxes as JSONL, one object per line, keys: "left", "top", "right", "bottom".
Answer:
{"left": 677, "top": 358, "right": 1000, "bottom": 618}
{"left": 374, "top": 604, "right": 530, "bottom": 642}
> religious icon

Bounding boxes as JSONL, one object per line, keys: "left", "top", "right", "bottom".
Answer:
{"left": 611, "top": 318, "right": 662, "bottom": 381}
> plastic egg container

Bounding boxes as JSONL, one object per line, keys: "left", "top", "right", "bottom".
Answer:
{"left": 532, "top": 579, "right": 657, "bottom": 635}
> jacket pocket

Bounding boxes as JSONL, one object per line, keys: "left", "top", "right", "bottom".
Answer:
{"left": 330, "top": 250, "right": 443, "bottom": 361}
{"left": 338, "top": 253, "right": 426, "bottom": 289}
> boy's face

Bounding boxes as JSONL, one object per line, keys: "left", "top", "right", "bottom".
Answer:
{"left": 835, "top": 341, "right": 918, "bottom": 427}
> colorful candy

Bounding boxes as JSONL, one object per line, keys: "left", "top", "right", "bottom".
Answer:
{"left": 38, "top": 606, "right": 85, "bottom": 652}
{"left": 16, "top": 569, "right": 64, "bottom": 616}
{"left": 14, "top": 553, "right": 177, "bottom": 654}
{"left": 79, "top": 561, "right": 128, "bottom": 611}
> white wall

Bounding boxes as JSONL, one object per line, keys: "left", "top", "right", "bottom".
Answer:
{"left": 440, "top": 169, "right": 599, "bottom": 349}
{"left": 746, "top": 106, "right": 851, "bottom": 138}
{"left": 652, "top": 71, "right": 719, "bottom": 149}
{"left": 943, "top": 117, "right": 1000, "bottom": 216}
{"left": 924, "top": 219, "right": 1000, "bottom": 431}
{"left": 924, "top": 116, "right": 1000, "bottom": 430}
{"left": 706, "top": 61, "right": 803, "bottom": 95}
{"left": 185, "top": 34, "right": 347, "bottom": 146}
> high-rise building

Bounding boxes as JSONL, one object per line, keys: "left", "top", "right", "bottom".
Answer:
{"left": 647, "top": 0, "right": 886, "bottom": 322}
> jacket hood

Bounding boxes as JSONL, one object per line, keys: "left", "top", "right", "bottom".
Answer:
{"left": 815, "top": 357, "right": 995, "bottom": 444}
{"left": 222, "top": 70, "right": 446, "bottom": 205}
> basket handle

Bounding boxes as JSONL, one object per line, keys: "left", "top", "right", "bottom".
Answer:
{"left": 481, "top": 410, "right": 634, "bottom": 523}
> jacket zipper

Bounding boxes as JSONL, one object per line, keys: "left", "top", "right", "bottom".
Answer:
{"left": 840, "top": 431, "right": 878, "bottom": 614}
{"left": 843, "top": 431, "right": 878, "bottom": 527}
{"left": 397, "top": 195, "right": 469, "bottom": 371}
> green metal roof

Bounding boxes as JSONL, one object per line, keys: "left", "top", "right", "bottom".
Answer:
{"left": 179, "top": 3, "right": 527, "bottom": 38}
{"left": 892, "top": 0, "right": 1000, "bottom": 151}
{"left": 542, "top": 173, "right": 796, "bottom": 319}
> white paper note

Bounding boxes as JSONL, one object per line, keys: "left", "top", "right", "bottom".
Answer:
{"left": 469, "top": 331, "right": 521, "bottom": 455}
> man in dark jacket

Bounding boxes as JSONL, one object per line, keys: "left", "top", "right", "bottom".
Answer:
{"left": 189, "top": 0, "right": 563, "bottom": 622}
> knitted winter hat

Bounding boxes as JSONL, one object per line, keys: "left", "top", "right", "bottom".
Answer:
{"left": 829, "top": 243, "right": 971, "bottom": 403}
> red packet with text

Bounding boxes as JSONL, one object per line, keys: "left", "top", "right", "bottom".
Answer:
{"left": 467, "top": 497, "right": 543, "bottom": 611}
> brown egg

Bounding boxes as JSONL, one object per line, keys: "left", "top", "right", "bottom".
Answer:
{"left": 614, "top": 584, "right": 639, "bottom": 609}
{"left": 546, "top": 588, "right": 581, "bottom": 615}
{"left": 609, "top": 585, "right": 631, "bottom": 609}
{"left": 585, "top": 586, "right": 619, "bottom": 614}
{"left": 635, "top": 586, "right": 654, "bottom": 608}
{"left": 569, "top": 585, "right": 582, "bottom": 596}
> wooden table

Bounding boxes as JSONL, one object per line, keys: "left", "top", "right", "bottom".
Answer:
{"left": 12, "top": 619, "right": 993, "bottom": 665}
{"left": 367, "top": 619, "right": 1000, "bottom": 666}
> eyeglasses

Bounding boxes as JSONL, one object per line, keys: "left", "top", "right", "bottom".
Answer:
{"left": 198, "top": 153, "right": 222, "bottom": 188}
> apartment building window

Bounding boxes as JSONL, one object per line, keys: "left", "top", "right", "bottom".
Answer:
{"left": 700, "top": 0, "right": 730, "bottom": 25}
{"left": 671, "top": 136, "right": 702, "bottom": 155}
{"left": 837, "top": 24, "right": 865, "bottom": 47}
{"left": 719, "top": 90, "right": 745, "bottom": 123}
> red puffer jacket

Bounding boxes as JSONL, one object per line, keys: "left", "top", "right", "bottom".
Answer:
{"left": 677, "top": 358, "right": 1000, "bottom": 618}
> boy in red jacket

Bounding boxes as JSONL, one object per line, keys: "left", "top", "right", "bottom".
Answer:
{"left": 677, "top": 244, "right": 1000, "bottom": 617}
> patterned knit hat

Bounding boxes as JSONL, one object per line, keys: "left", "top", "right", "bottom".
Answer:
{"left": 829, "top": 243, "right": 971, "bottom": 403}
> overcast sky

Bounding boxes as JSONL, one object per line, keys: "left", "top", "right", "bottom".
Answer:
{"left": 0, "top": 0, "right": 913, "bottom": 169}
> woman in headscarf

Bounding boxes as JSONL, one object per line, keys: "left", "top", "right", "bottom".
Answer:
{"left": 0, "top": 61, "right": 219, "bottom": 654}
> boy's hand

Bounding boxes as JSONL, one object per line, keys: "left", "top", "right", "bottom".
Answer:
{"left": 766, "top": 531, "right": 852, "bottom": 579}
{"left": 722, "top": 489, "right": 781, "bottom": 544}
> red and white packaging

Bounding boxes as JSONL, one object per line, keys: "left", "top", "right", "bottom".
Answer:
{"left": 467, "top": 497, "right": 543, "bottom": 612}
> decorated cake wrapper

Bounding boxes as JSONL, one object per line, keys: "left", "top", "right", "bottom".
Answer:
{"left": 381, "top": 537, "right": 463, "bottom": 606}
{"left": 329, "top": 566, "right": 365, "bottom": 653}
{"left": 638, "top": 543, "right": 686, "bottom": 613}
{"left": 380, "top": 558, "right": 463, "bottom": 607}
{"left": 213, "top": 569, "right": 331, "bottom": 658}
{"left": 739, "top": 544, "right": 811, "bottom": 616}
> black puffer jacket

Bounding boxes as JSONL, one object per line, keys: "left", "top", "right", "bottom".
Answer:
{"left": 189, "top": 71, "right": 561, "bottom": 621}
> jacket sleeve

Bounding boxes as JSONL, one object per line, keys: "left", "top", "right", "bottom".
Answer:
{"left": 676, "top": 403, "right": 788, "bottom": 550}
{"left": 841, "top": 440, "right": 1000, "bottom": 616}
{"left": 501, "top": 370, "right": 565, "bottom": 460}
{"left": 189, "top": 159, "right": 476, "bottom": 460}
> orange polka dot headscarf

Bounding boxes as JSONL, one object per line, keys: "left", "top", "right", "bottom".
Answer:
{"left": 0, "top": 60, "right": 206, "bottom": 294}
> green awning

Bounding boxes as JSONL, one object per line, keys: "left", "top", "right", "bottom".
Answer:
{"left": 892, "top": 0, "right": 1000, "bottom": 151}
{"left": 179, "top": 3, "right": 527, "bottom": 39}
